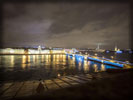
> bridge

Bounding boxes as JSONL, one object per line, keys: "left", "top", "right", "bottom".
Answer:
{"left": 67, "top": 53, "right": 133, "bottom": 68}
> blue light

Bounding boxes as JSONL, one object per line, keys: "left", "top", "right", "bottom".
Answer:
{"left": 78, "top": 57, "right": 82, "bottom": 61}
{"left": 74, "top": 54, "right": 84, "bottom": 62}
{"left": 68, "top": 54, "right": 125, "bottom": 68}
{"left": 70, "top": 56, "right": 73, "bottom": 59}
{"left": 88, "top": 57, "right": 124, "bottom": 67}
{"left": 88, "top": 57, "right": 102, "bottom": 62}
{"left": 129, "top": 51, "right": 133, "bottom": 54}
{"left": 116, "top": 51, "right": 122, "bottom": 53}
{"left": 106, "top": 50, "right": 110, "bottom": 53}
{"left": 103, "top": 60, "right": 123, "bottom": 67}
{"left": 105, "top": 65, "right": 118, "bottom": 69}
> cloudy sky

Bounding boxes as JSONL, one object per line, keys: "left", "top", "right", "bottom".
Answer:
{"left": 3, "top": 2, "right": 130, "bottom": 49}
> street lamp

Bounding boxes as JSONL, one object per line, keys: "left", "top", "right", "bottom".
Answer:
{"left": 126, "top": 61, "right": 129, "bottom": 64}
{"left": 85, "top": 52, "right": 88, "bottom": 55}
{"left": 94, "top": 53, "right": 97, "bottom": 56}
{"left": 111, "top": 56, "right": 114, "bottom": 59}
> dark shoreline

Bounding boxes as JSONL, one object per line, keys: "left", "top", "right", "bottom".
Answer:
{"left": 12, "top": 70, "right": 133, "bottom": 100}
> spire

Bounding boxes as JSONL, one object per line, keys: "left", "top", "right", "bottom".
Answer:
{"left": 115, "top": 45, "right": 117, "bottom": 51}
{"left": 38, "top": 45, "right": 42, "bottom": 54}
{"left": 96, "top": 43, "right": 100, "bottom": 50}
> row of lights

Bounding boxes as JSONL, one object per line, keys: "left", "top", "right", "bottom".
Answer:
{"left": 94, "top": 53, "right": 114, "bottom": 60}
{"left": 72, "top": 52, "right": 130, "bottom": 65}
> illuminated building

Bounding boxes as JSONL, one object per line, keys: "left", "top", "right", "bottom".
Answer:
{"left": 0, "top": 48, "right": 66, "bottom": 54}
{"left": 114, "top": 45, "right": 122, "bottom": 53}
{"left": 38, "top": 45, "right": 42, "bottom": 54}
{"left": 0, "top": 48, "right": 25, "bottom": 54}
{"left": 115, "top": 45, "right": 118, "bottom": 51}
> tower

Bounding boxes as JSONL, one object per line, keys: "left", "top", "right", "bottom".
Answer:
{"left": 38, "top": 45, "right": 42, "bottom": 54}
{"left": 115, "top": 45, "right": 118, "bottom": 51}
{"left": 96, "top": 43, "right": 100, "bottom": 50}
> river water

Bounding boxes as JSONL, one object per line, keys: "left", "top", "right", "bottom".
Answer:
{"left": 0, "top": 54, "right": 119, "bottom": 83}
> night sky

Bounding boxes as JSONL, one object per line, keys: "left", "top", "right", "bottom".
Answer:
{"left": 3, "top": 2, "right": 130, "bottom": 49}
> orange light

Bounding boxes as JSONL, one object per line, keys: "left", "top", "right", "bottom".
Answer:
{"left": 57, "top": 73, "right": 61, "bottom": 77}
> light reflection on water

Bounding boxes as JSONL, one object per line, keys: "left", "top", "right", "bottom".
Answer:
{"left": 0, "top": 54, "right": 118, "bottom": 82}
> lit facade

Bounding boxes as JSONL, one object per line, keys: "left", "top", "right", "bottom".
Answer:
{"left": 0, "top": 48, "right": 66, "bottom": 54}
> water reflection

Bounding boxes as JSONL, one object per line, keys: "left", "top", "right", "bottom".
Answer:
{"left": 22, "top": 55, "right": 26, "bottom": 69}
{"left": 57, "top": 73, "right": 61, "bottom": 77}
{"left": 84, "top": 60, "right": 89, "bottom": 73}
{"left": 10, "top": 55, "right": 14, "bottom": 67}
{"left": 21, "top": 55, "right": 31, "bottom": 69}
{"left": 28, "top": 55, "right": 30, "bottom": 63}
{"left": 101, "top": 64, "right": 105, "bottom": 71}
{"left": 0, "top": 54, "right": 119, "bottom": 81}
{"left": 93, "top": 64, "right": 98, "bottom": 72}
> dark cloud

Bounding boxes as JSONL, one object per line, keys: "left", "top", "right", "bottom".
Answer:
{"left": 3, "top": 2, "right": 130, "bottom": 49}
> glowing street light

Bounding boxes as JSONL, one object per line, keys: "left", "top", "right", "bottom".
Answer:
{"left": 125, "top": 61, "right": 129, "bottom": 63}
{"left": 57, "top": 73, "right": 61, "bottom": 77}
{"left": 111, "top": 56, "right": 114, "bottom": 59}
{"left": 94, "top": 53, "right": 97, "bottom": 56}
{"left": 85, "top": 52, "right": 88, "bottom": 55}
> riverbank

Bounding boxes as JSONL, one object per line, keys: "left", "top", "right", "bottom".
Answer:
{"left": 13, "top": 70, "right": 133, "bottom": 100}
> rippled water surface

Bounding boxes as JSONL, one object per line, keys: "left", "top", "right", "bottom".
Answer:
{"left": 0, "top": 54, "right": 118, "bottom": 82}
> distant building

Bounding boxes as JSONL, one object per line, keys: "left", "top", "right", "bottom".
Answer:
{"left": 38, "top": 45, "right": 42, "bottom": 54}
{"left": 94, "top": 43, "right": 105, "bottom": 52}
{"left": 0, "top": 48, "right": 25, "bottom": 54}
{"left": 114, "top": 45, "right": 120, "bottom": 51}
{"left": 115, "top": 45, "right": 118, "bottom": 51}
{"left": 0, "top": 47, "right": 66, "bottom": 54}
{"left": 96, "top": 43, "right": 100, "bottom": 50}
